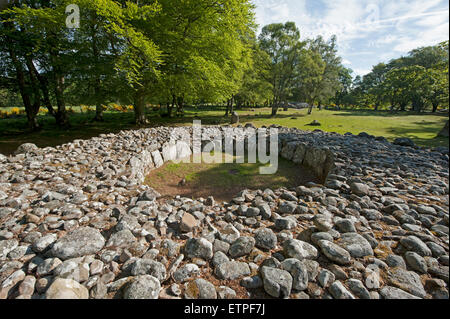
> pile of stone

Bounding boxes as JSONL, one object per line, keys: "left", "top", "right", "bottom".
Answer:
{"left": 0, "top": 125, "right": 448, "bottom": 299}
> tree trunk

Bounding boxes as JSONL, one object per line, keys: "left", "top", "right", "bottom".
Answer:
{"left": 133, "top": 89, "right": 147, "bottom": 125}
{"left": 27, "top": 58, "right": 54, "bottom": 116}
{"left": 39, "top": 76, "right": 54, "bottom": 116}
{"left": 54, "top": 74, "right": 70, "bottom": 128}
{"left": 5, "top": 24, "right": 41, "bottom": 131}
{"left": 271, "top": 97, "right": 279, "bottom": 117}
{"left": 49, "top": 44, "right": 70, "bottom": 128}
{"left": 308, "top": 101, "right": 313, "bottom": 115}
{"left": 167, "top": 96, "right": 175, "bottom": 118}
{"left": 230, "top": 95, "right": 234, "bottom": 114}
{"left": 176, "top": 95, "right": 185, "bottom": 117}
{"left": 25, "top": 58, "right": 42, "bottom": 130}
{"left": 94, "top": 101, "right": 104, "bottom": 121}
{"left": 271, "top": 105, "right": 278, "bottom": 117}
{"left": 9, "top": 49, "right": 40, "bottom": 130}
{"left": 432, "top": 102, "right": 439, "bottom": 113}
{"left": 225, "top": 99, "right": 230, "bottom": 116}
{"left": 92, "top": 17, "right": 104, "bottom": 122}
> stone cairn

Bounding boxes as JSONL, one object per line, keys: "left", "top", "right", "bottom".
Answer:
{"left": 0, "top": 125, "right": 448, "bottom": 299}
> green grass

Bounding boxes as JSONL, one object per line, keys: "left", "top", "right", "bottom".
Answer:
{"left": 0, "top": 106, "right": 448, "bottom": 155}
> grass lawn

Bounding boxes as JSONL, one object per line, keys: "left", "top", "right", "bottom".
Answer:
{"left": 0, "top": 106, "right": 448, "bottom": 155}
{"left": 145, "top": 153, "right": 319, "bottom": 202}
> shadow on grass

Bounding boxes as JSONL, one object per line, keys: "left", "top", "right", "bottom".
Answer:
{"left": 331, "top": 109, "right": 450, "bottom": 118}
{"left": 0, "top": 107, "right": 300, "bottom": 155}
{"left": 145, "top": 154, "right": 320, "bottom": 202}
{"left": 1, "top": 107, "right": 448, "bottom": 154}
{"left": 386, "top": 125, "right": 449, "bottom": 148}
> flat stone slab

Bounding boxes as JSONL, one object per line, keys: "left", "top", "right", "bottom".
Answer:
{"left": 51, "top": 227, "right": 105, "bottom": 260}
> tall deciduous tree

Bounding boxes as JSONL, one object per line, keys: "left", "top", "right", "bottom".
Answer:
{"left": 259, "top": 22, "right": 303, "bottom": 116}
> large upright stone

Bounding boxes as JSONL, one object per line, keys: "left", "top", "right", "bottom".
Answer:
{"left": 151, "top": 151, "right": 164, "bottom": 168}
{"left": 14, "top": 143, "right": 38, "bottom": 155}
{"left": 231, "top": 112, "right": 239, "bottom": 124}
{"left": 438, "top": 120, "right": 449, "bottom": 137}
{"left": 176, "top": 141, "right": 192, "bottom": 160}
{"left": 51, "top": 227, "right": 105, "bottom": 260}
{"left": 162, "top": 143, "right": 177, "bottom": 162}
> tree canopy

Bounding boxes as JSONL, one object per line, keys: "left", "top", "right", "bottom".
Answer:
{"left": 0, "top": 2, "right": 448, "bottom": 131}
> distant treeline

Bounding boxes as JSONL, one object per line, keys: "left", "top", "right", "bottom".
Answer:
{"left": 333, "top": 41, "right": 449, "bottom": 113}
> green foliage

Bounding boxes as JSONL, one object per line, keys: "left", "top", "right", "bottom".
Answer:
{"left": 258, "top": 22, "right": 304, "bottom": 112}
{"left": 1, "top": 1, "right": 448, "bottom": 132}
{"left": 341, "top": 41, "right": 449, "bottom": 112}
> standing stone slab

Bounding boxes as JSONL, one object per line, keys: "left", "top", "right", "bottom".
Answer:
{"left": 175, "top": 141, "right": 192, "bottom": 160}
{"left": 162, "top": 143, "right": 177, "bottom": 162}
{"left": 151, "top": 151, "right": 164, "bottom": 168}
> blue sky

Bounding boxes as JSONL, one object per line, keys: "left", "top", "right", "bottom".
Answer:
{"left": 252, "top": 0, "right": 450, "bottom": 77}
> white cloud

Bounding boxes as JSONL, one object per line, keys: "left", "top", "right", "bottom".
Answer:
{"left": 253, "top": 0, "right": 449, "bottom": 78}
{"left": 353, "top": 68, "right": 372, "bottom": 76}
{"left": 342, "top": 59, "right": 352, "bottom": 65}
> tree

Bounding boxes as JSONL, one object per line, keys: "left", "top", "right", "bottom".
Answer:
{"left": 258, "top": 22, "right": 303, "bottom": 116}
{"left": 310, "top": 36, "right": 342, "bottom": 111}
{"left": 345, "top": 41, "right": 448, "bottom": 112}
{"left": 140, "top": 0, "right": 256, "bottom": 118}
{"left": 292, "top": 49, "right": 325, "bottom": 111}
{"left": 67, "top": 0, "right": 121, "bottom": 121}
{"left": 362, "top": 63, "right": 388, "bottom": 110}
{"left": 235, "top": 43, "right": 273, "bottom": 107}
{"left": 423, "top": 67, "right": 449, "bottom": 113}
{"left": 2, "top": 0, "right": 82, "bottom": 128}
{"left": 382, "top": 65, "right": 429, "bottom": 111}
